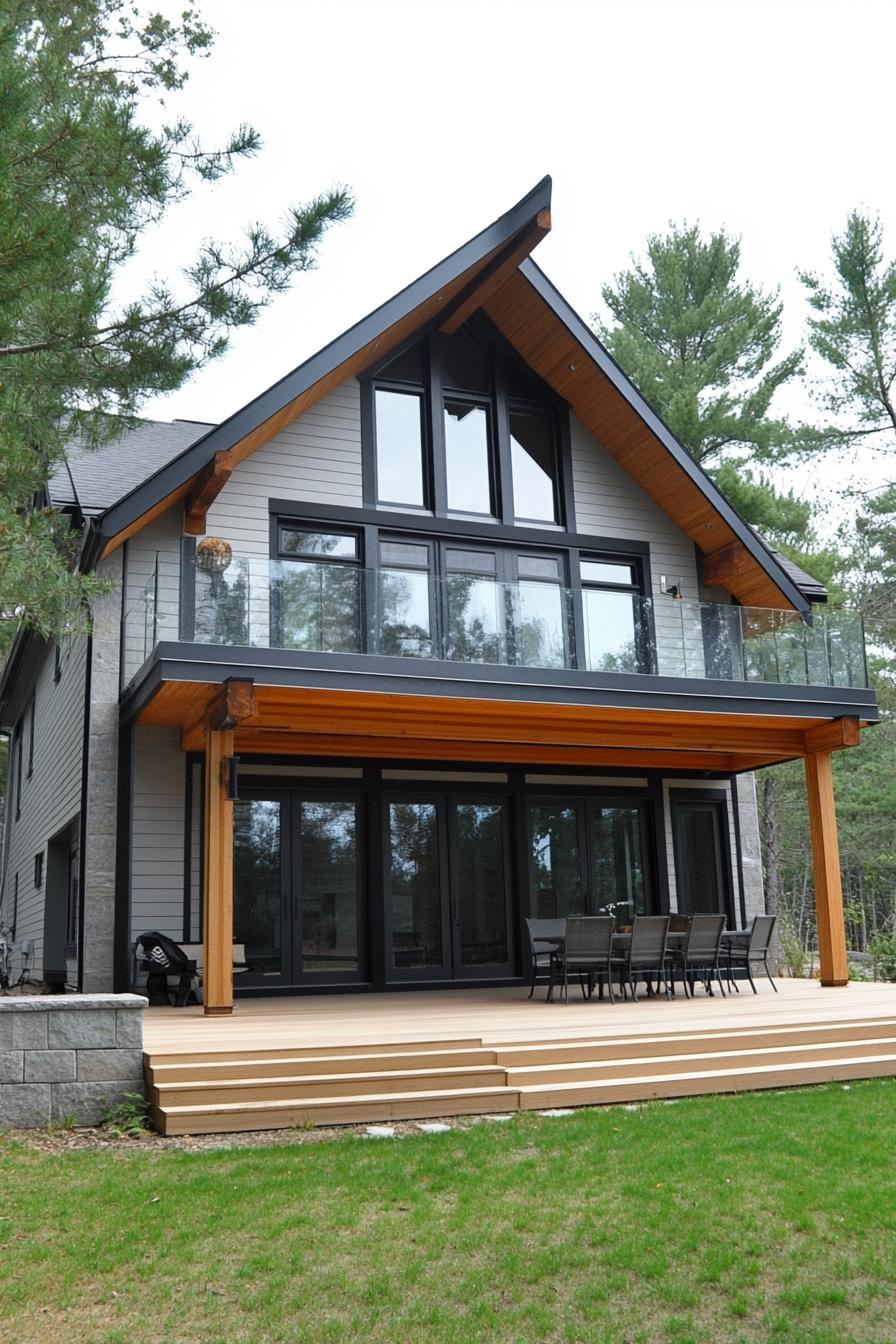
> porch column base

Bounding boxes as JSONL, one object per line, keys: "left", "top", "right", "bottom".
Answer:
{"left": 820, "top": 978, "right": 849, "bottom": 988}
{"left": 203, "top": 1004, "right": 234, "bottom": 1016}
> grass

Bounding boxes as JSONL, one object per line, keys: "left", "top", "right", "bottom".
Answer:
{"left": 2, "top": 1081, "right": 896, "bottom": 1343}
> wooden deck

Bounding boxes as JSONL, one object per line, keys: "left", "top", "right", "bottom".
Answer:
{"left": 143, "top": 979, "right": 896, "bottom": 1135}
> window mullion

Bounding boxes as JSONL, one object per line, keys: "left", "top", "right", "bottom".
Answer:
{"left": 429, "top": 340, "right": 448, "bottom": 516}
{"left": 493, "top": 358, "right": 514, "bottom": 526}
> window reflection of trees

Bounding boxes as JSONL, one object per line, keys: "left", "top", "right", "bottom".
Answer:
{"left": 233, "top": 801, "right": 281, "bottom": 974}
{"left": 300, "top": 802, "right": 358, "bottom": 973}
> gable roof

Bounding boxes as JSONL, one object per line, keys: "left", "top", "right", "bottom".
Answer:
{"left": 50, "top": 419, "right": 215, "bottom": 517}
{"left": 81, "top": 177, "right": 809, "bottom": 611}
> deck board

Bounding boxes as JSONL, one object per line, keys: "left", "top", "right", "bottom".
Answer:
{"left": 144, "top": 978, "right": 896, "bottom": 1056}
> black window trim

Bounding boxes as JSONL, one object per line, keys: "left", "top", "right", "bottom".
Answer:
{"left": 13, "top": 722, "right": 22, "bottom": 822}
{"left": 26, "top": 691, "right": 35, "bottom": 779}
{"left": 360, "top": 319, "right": 572, "bottom": 530}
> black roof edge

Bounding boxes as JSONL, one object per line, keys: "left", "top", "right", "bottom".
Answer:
{"left": 0, "top": 626, "right": 42, "bottom": 725}
{"left": 93, "top": 176, "right": 554, "bottom": 556}
{"left": 517, "top": 259, "right": 810, "bottom": 615}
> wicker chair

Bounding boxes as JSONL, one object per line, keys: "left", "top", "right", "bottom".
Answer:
{"left": 525, "top": 918, "right": 567, "bottom": 999}
{"left": 611, "top": 915, "right": 671, "bottom": 1001}
{"left": 667, "top": 914, "right": 727, "bottom": 998}
{"left": 547, "top": 916, "right": 616, "bottom": 1004}
{"left": 725, "top": 914, "right": 778, "bottom": 993}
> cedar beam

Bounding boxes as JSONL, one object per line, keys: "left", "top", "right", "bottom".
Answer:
{"left": 203, "top": 726, "right": 235, "bottom": 1015}
{"left": 439, "top": 209, "right": 552, "bottom": 336}
{"left": 702, "top": 541, "right": 755, "bottom": 590}
{"left": 182, "top": 677, "right": 258, "bottom": 750}
{"left": 803, "top": 717, "right": 861, "bottom": 754}
{"left": 804, "top": 750, "right": 849, "bottom": 987}
{"left": 184, "top": 450, "right": 234, "bottom": 536}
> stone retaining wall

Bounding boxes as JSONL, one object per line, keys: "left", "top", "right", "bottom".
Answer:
{"left": 0, "top": 994, "right": 146, "bottom": 1128}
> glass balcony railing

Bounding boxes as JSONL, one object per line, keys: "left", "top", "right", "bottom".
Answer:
{"left": 122, "top": 547, "right": 869, "bottom": 690}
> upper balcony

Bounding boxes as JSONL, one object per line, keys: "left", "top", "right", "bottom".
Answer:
{"left": 124, "top": 542, "right": 869, "bottom": 697}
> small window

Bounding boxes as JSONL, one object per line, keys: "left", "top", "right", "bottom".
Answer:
{"left": 11, "top": 873, "right": 18, "bottom": 940}
{"left": 509, "top": 409, "right": 559, "bottom": 523}
{"left": 445, "top": 548, "right": 498, "bottom": 575}
{"left": 66, "top": 848, "right": 79, "bottom": 951}
{"left": 279, "top": 528, "right": 358, "bottom": 560}
{"left": 378, "top": 342, "right": 425, "bottom": 385}
{"left": 581, "top": 560, "right": 637, "bottom": 587}
{"left": 444, "top": 400, "right": 494, "bottom": 516}
{"left": 374, "top": 388, "right": 426, "bottom": 508}
{"left": 53, "top": 644, "right": 62, "bottom": 683}
{"left": 34, "top": 852, "right": 43, "bottom": 889}
{"left": 14, "top": 725, "right": 22, "bottom": 822}
{"left": 27, "top": 693, "right": 35, "bottom": 778}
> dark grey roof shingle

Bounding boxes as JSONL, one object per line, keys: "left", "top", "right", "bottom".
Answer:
{"left": 49, "top": 418, "right": 215, "bottom": 515}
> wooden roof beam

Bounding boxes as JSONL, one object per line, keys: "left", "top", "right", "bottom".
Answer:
{"left": 803, "top": 717, "right": 861, "bottom": 754}
{"left": 702, "top": 541, "right": 755, "bottom": 590}
{"left": 439, "top": 210, "right": 551, "bottom": 336}
{"left": 183, "top": 450, "right": 234, "bottom": 537}
{"left": 182, "top": 677, "right": 257, "bottom": 750}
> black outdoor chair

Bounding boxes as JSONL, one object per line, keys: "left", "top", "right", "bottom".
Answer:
{"left": 547, "top": 916, "right": 616, "bottom": 1004}
{"left": 667, "top": 914, "right": 727, "bottom": 998}
{"left": 612, "top": 915, "right": 671, "bottom": 1001}
{"left": 135, "top": 931, "right": 200, "bottom": 1007}
{"left": 525, "top": 917, "right": 567, "bottom": 999}
{"left": 725, "top": 914, "right": 778, "bottom": 994}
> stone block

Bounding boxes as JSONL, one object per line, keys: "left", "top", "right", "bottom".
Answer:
{"left": 24, "top": 1050, "right": 77, "bottom": 1083}
{"left": 48, "top": 1009, "right": 116, "bottom": 1050}
{"left": 116, "top": 1010, "right": 145, "bottom": 1049}
{"left": 12, "top": 1011, "right": 49, "bottom": 1050}
{"left": 51, "top": 1081, "right": 142, "bottom": 1127}
{"left": 0, "top": 1084, "right": 51, "bottom": 1128}
{"left": 0, "top": 1051, "right": 23, "bottom": 1083}
{"left": 76, "top": 1048, "right": 144, "bottom": 1082}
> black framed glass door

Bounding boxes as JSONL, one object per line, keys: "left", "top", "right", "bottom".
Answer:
{"left": 233, "top": 791, "right": 364, "bottom": 987}
{"left": 670, "top": 797, "right": 733, "bottom": 923}
{"left": 384, "top": 793, "right": 515, "bottom": 981}
{"left": 527, "top": 797, "right": 652, "bottom": 922}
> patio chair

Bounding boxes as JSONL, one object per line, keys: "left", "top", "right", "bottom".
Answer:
{"left": 725, "top": 914, "right": 778, "bottom": 994}
{"left": 611, "top": 915, "right": 671, "bottom": 1001}
{"left": 666, "top": 914, "right": 727, "bottom": 998}
{"left": 547, "top": 916, "right": 616, "bottom": 1004}
{"left": 135, "top": 931, "right": 200, "bottom": 1007}
{"left": 525, "top": 918, "right": 567, "bottom": 999}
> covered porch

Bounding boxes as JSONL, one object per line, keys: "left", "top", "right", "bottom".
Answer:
{"left": 125, "top": 672, "right": 870, "bottom": 1013}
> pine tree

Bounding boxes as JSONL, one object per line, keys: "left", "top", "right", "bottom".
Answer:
{"left": 0, "top": 2, "right": 353, "bottom": 647}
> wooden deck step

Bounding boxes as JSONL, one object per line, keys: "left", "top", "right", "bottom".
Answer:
{"left": 517, "top": 1051, "right": 896, "bottom": 1109}
{"left": 146, "top": 1037, "right": 484, "bottom": 1067}
{"left": 154, "top": 1085, "right": 520, "bottom": 1136}
{"left": 149, "top": 1046, "right": 498, "bottom": 1084}
{"left": 152, "top": 1064, "right": 509, "bottom": 1108}
{"left": 506, "top": 1036, "right": 896, "bottom": 1086}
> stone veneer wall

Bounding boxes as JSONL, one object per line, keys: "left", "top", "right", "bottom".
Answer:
{"left": 0, "top": 994, "right": 146, "bottom": 1128}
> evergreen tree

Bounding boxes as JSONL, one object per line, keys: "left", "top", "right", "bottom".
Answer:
{"left": 0, "top": 2, "right": 353, "bottom": 647}
{"left": 595, "top": 223, "right": 821, "bottom": 557}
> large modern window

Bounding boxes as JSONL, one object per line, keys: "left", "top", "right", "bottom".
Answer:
{"left": 276, "top": 526, "right": 362, "bottom": 652}
{"left": 366, "top": 324, "right": 565, "bottom": 527}
{"left": 581, "top": 557, "right": 648, "bottom": 673}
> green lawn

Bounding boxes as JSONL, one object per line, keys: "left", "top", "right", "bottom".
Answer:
{"left": 3, "top": 1081, "right": 896, "bottom": 1344}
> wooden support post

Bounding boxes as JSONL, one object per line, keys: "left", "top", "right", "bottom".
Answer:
{"left": 203, "top": 726, "right": 235, "bottom": 1015}
{"left": 804, "top": 750, "right": 849, "bottom": 987}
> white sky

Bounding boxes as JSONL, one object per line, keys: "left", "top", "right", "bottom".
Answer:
{"left": 134, "top": 0, "right": 896, "bottom": 531}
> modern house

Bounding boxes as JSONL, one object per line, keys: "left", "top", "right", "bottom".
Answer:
{"left": 0, "top": 178, "right": 877, "bottom": 1019}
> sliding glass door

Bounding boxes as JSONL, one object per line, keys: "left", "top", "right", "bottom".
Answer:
{"left": 385, "top": 794, "right": 515, "bottom": 981}
{"left": 527, "top": 797, "right": 652, "bottom": 922}
{"left": 233, "top": 791, "right": 364, "bottom": 986}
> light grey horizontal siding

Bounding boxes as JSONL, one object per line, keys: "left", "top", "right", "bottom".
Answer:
{"left": 0, "top": 636, "right": 87, "bottom": 982}
{"left": 570, "top": 414, "right": 705, "bottom": 677}
{"left": 130, "top": 726, "right": 185, "bottom": 944}
{"left": 205, "top": 381, "right": 362, "bottom": 552}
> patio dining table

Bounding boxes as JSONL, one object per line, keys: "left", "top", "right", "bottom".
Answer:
{"left": 542, "top": 926, "right": 745, "bottom": 1000}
